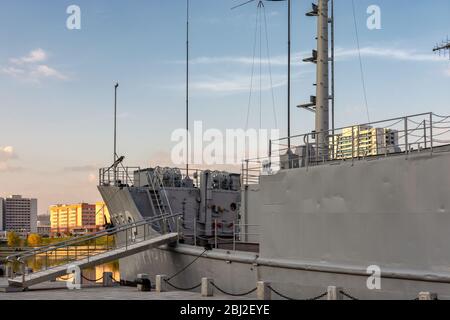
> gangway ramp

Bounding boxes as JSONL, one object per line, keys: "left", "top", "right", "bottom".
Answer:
{"left": 5, "top": 215, "right": 180, "bottom": 290}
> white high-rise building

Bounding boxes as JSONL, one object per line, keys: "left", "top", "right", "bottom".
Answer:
{"left": 4, "top": 195, "right": 37, "bottom": 237}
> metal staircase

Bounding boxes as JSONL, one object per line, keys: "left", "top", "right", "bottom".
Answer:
{"left": 146, "top": 170, "right": 176, "bottom": 231}
{"left": 4, "top": 214, "right": 180, "bottom": 290}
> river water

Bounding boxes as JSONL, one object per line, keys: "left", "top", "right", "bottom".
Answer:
{"left": 0, "top": 246, "right": 120, "bottom": 284}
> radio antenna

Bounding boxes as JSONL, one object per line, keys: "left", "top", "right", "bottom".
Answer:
{"left": 433, "top": 37, "right": 450, "bottom": 59}
{"left": 232, "top": 0, "right": 292, "bottom": 149}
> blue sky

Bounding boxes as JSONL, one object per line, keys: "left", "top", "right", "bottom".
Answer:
{"left": 0, "top": 0, "right": 449, "bottom": 213}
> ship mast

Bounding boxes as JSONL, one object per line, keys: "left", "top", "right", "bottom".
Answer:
{"left": 315, "top": 0, "right": 330, "bottom": 158}
{"left": 299, "top": 0, "right": 331, "bottom": 160}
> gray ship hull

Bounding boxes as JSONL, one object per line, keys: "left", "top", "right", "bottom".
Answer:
{"left": 118, "top": 245, "right": 450, "bottom": 300}
{"left": 99, "top": 146, "right": 450, "bottom": 300}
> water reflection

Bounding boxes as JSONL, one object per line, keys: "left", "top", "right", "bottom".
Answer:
{"left": 1, "top": 246, "right": 120, "bottom": 283}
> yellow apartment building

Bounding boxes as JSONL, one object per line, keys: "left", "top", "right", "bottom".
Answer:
{"left": 330, "top": 126, "right": 400, "bottom": 160}
{"left": 50, "top": 203, "right": 97, "bottom": 236}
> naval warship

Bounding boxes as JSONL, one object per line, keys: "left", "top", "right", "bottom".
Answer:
{"left": 98, "top": 0, "right": 450, "bottom": 300}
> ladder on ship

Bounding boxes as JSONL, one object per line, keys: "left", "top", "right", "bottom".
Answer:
{"left": 4, "top": 214, "right": 180, "bottom": 290}
{"left": 145, "top": 170, "right": 176, "bottom": 232}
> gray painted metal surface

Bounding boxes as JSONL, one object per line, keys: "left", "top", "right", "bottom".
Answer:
{"left": 99, "top": 150, "right": 450, "bottom": 299}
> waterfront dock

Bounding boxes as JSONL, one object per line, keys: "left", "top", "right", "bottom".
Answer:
{"left": 0, "top": 278, "right": 251, "bottom": 300}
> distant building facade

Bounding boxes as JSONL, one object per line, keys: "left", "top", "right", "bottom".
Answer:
{"left": 50, "top": 203, "right": 100, "bottom": 236}
{"left": 0, "top": 197, "right": 4, "bottom": 231}
{"left": 37, "top": 223, "right": 51, "bottom": 237}
{"left": 37, "top": 214, "right": 51, "bottom": 236}
{"left": 330, "top": 126, "right": 400, "bottom": 160}
{"left": 3, "top": 195, "right": 38, "bottom": 237}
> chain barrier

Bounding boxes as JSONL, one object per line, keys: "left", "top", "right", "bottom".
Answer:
{"left": 339, "top": 290, "right": 359, "bottom": 300}
{"left": 81, "top": 274, "right": 104, "bottom": 282}
{"left": 306, "top": 292, "right": 328, "bottom": 301}
{"left": 267, "top": 286, "right": 296, "bottom": 300}
{"left": 211, "top": 283, "right": 257, "bottom": 297}
{"left": 110, "top": 274, "right": 121, "bottom": 284}
{"left": 164, "top": 279, "right": 202, "bottom": 291}
{"left": 268, "top": 286, "right": 328, "bottom": 301}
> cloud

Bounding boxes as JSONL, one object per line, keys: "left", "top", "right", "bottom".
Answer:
{"left": 445, "top": 66, "right": 450, "bottom": 77}
{"left": 335, "top": 47, "right": 447, "bottom": 63}
{"left": 88, "top": 173, "right": 97, "bottom": 183}
{"left": 10, "top": 48, "right": 47, "bottom": 65}
{"left": 0, "top": 146, "right": 17, "bottom": 161}
{"left": 188, "top": 70, "right": 311, "bottom": 94}
{"left": 2, "top": 49, "right": 68, "bottom": 83}
{"left": 1, "top": 66, "right": 25, "bottom": 77}
{"left": 64, "top": 165, "right": 98, "bottom": 172}
{"left": 0, "top": 146, "right": 21, "bottom": 173}
{"left": 179, "top": 52, "right": 308, "bottom": 67}
{"left": 31, "top": 65, "right": 68, "bottom": 80}
{"left": 179, "top": 47, "right": 447, "bottom": 67}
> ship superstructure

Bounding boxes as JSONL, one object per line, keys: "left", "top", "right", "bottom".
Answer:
{"left": 6, "top": 1, "right": 450, "bottom": 300}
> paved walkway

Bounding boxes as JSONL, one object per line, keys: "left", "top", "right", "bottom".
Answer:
{"left": 0, "top": 278, "right": 250, "bottom": 300}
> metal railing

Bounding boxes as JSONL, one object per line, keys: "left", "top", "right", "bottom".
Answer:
{"left": 176, "top": 217, "right": 260, "bottom": 251}
{"left": 6, "top": 214, "right": 181, "bottom": 281}
{"left": 242, "top": 112, "right": 450, "bottom": 185}
{"left": 99, "top": 166, "right": 141, "bottom": 187}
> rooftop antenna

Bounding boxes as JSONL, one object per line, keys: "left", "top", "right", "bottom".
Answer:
{"left": 114, "top": 81, "right": 119, "bottom": 184}
{"left": 298, "top": 0, "right": 331, "bottom": 160}
{"left": 433, "top": 37, "right": 450, "bottom": 59}
{"left": 232, "top": 0, "right": 292, "bottom": 150}
{"left": 186, "top": 0, "right": 190, "bottom": 178}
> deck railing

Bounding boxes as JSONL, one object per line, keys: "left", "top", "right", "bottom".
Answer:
{"left": 176, "top": 217, "right": 260, "bottom": 251}
{"left": 242, "top": 112, "right": 450, "bottom": 185}
{"left": 6, "top": 214, "right": 180, "bottom": 280}
{"left": 99, "top": 166, "right": 141, "bottom": 187}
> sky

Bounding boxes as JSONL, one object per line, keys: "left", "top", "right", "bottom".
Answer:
{"left": 0, "top": 0, "right": 449, "bottom": 214}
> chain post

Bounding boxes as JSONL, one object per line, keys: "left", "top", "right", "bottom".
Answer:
{"left": 214, "top": 219, "right": 218, "bottom": 249}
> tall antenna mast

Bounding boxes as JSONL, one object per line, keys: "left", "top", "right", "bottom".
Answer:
{"left": 287, "top": 0, "right": 291, "bottom": 150}
{"left": 433, "top": 37, "right": 450, "bottom": 59}
{"left": 114, "top": 81, "right": 119, "bottom": 184}
{"left": 299, "top": 0, "right": 331, "bottom": 160}
{"left": 186, "top": 0, "right": 190, "bottom": 177}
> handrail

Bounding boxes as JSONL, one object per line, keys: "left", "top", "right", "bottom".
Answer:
{"left": 242, "top": 112, "right": 450, "bottom": 185}
{"left": 271, "top": 112, "right": 434, "bottom": 143}
{"left": 6, "top": 213, "right": 181, "bottom": 264}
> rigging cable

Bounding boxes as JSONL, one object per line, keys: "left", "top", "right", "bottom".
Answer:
{"left": 351, "top": 0, "right": 371, "bottom": 124}
{"left": 245, "top": 1, "right": 278, "bottom": 131}
{"left": 166, "top": 249, "right": 207, "bottom": 281}
{"left": 245, "top": 4, "right": 261, "bottom": 131}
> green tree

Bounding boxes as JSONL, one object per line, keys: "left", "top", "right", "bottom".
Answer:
{"left": 7, "top": 231, "right": 21, "bottom": 248}
{"left": 27, "top": 233, "right": 43, "bottom": 247}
